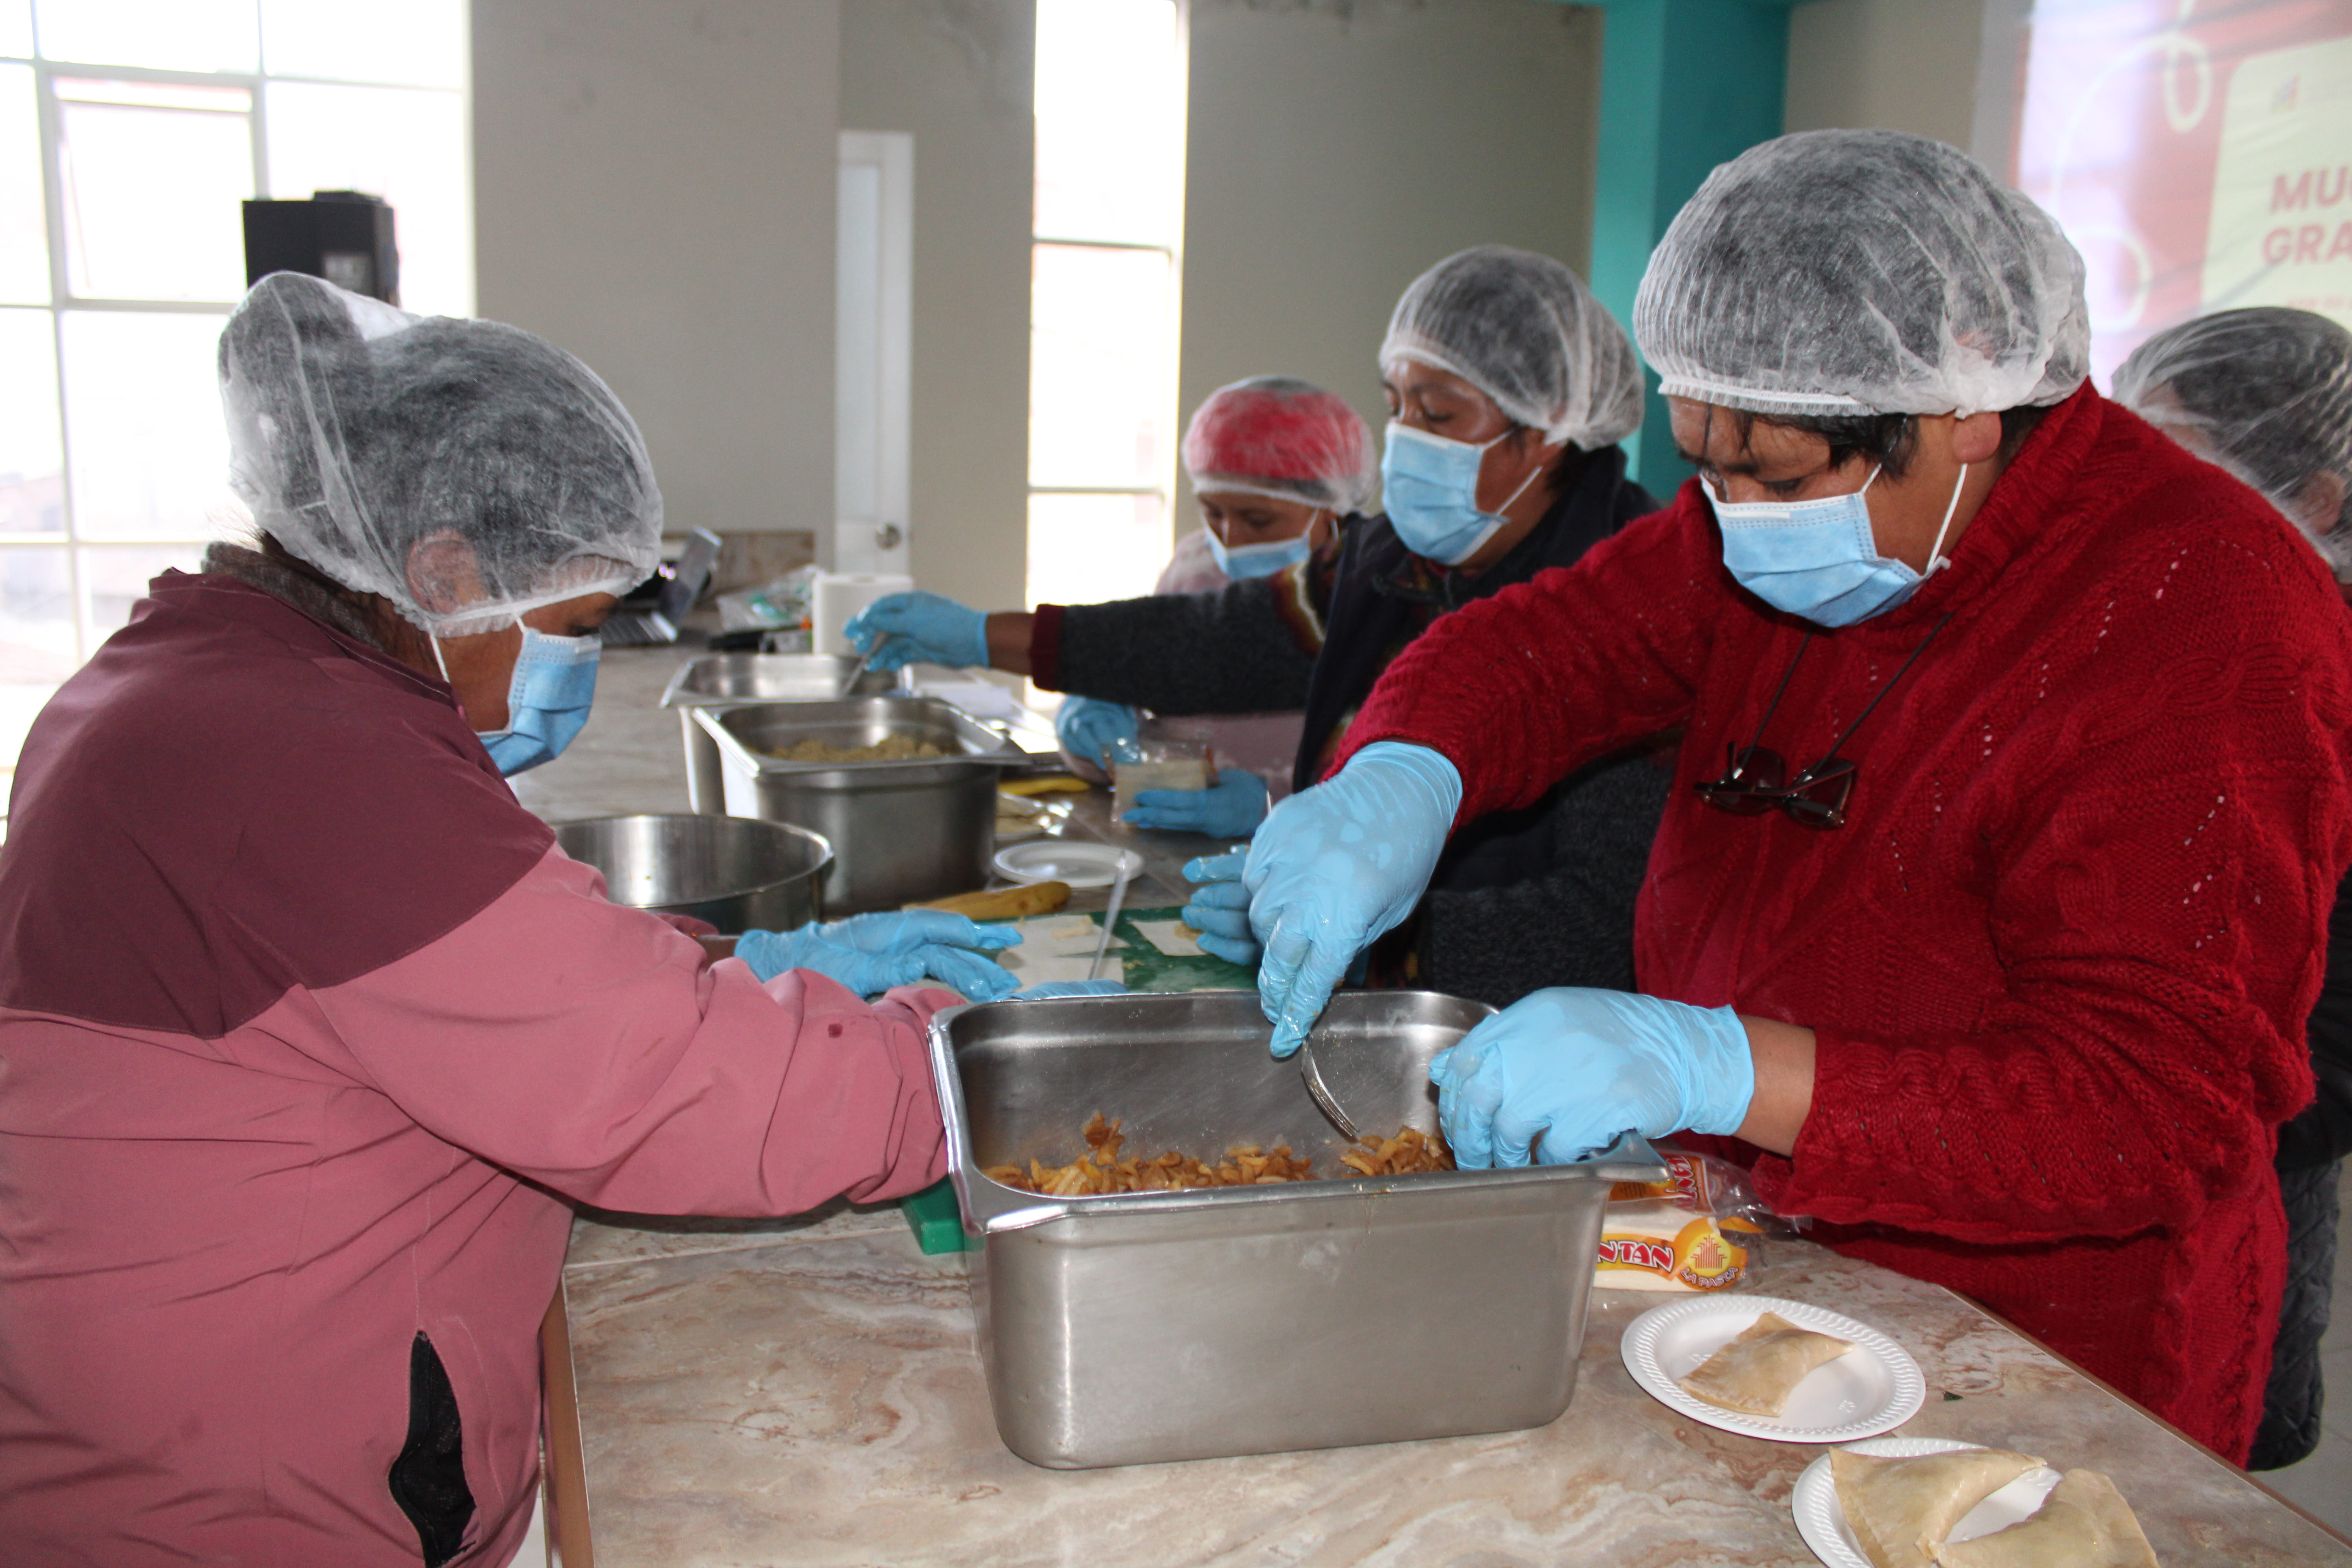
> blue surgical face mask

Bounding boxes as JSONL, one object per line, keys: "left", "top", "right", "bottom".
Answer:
{"left": 446, "top": 623, "right": 602, "bottom": 776}
{"left": 1204, "top": 519, "right": 1316, "bottom": 579}
{"left": 1380, "top": 422, "right": 1544, "bottom": 566}
{"left": 1711, "top": 463, "right": 1969, "bottom": 628}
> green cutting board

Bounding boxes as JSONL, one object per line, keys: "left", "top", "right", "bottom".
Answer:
{"left": 980, "top": 904, "right": 1255, "bottom": 993}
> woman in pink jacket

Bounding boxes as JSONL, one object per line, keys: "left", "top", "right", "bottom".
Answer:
{"left": 0, "top": 274, "right": 1071, "bottom": 1566}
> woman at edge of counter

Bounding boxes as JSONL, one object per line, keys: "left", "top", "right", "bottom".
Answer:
{"left": 0, "top": 274, "right": 1098, "bottom": 1568}
{"left": 849, "top": 247, "right": 1675, "bottom": 1009}
{"left": 2114, "top": 305, "right": 2352, "bottom": 1470}
{"left": 1048, "top": 373, "right": 1378, "bottom": 817}
{"left": 1231, "top": 131, "right": 2352, "bottom": 1465}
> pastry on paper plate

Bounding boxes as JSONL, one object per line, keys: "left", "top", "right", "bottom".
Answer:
{"left": 1830, "top": 1446, "right": 2045, "bottom": 1568}
{"left": 1676, "top": 1309, "right": 1857, "bottom": 1416}
{"left": 1928, "top": 1468, "right": 2158, "bottom": 1568}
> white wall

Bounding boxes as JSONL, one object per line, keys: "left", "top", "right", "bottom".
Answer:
{"left": 1784, "top": 0, "right": 1988, "bottom": 150}
{"left": 1178, "top": 0, "right": 1606, "bottom": 524}
{"left": 470, "top": 0, "right": 842, "bottom": 541}
{"left": 838, "top": 0, "right": 1035, "bottom": 613}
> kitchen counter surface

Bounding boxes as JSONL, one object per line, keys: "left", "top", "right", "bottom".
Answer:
{"left": 540, "top": 645, "right": 2351, "bottom": 1565}
{"left": 555, "top": 1217, "right": 2350, "bottom": 1567}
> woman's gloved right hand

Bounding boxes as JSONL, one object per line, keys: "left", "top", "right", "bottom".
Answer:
{"left": 1244, "top": 741, "right": 1461, "bottom": 1058}
{"left": 1054, "top": 696, "right": 1143, "bottom": 771}
{"left": 843, "top": 591, "right": 990, "bottom": 672}
{"left": 1127, "top": 768, "right": 1269, "bottom": 837}
{"left": 736, "top": 911, "right": 1022, "bottom": 1000}
{"left": 1180, "top": 852, "right": 1258, "bottom": 967}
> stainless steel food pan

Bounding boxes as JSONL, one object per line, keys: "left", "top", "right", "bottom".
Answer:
{"left": 930, "top": 989, "right": 1666, "bottom": 1470}
{"left": 552, "top": 813, "right": 832, "bottom": 933}
{"left": 661, "top": 654, "right": 904, "bottom": 813}
{"left": 696, "top": 696, "right": 1027, "bottom": 913}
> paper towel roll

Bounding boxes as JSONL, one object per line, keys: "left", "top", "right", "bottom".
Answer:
{"left": 811, "top": 572, "right": 914, "bottom": 656}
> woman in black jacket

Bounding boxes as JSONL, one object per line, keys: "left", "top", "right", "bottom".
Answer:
{"left": 849, "top": 247, "right": 1670, "bottom": 1005}
{"left": 2115, "top": 305, "right": 2352, "bottom": 1469}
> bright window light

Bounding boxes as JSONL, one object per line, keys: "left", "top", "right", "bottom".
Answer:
{"left": 56, "top": 78, "right": 252, "bottom": 301}
{"left": 0, "top": 2, "right": 472, "bottom": 802}
{"left": 1025, "top": 0, "right": 1187, "bottom": 617}
{"left": 34, "top": 0, "right": 258, "bottom": 75}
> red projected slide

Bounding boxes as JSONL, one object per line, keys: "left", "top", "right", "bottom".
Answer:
{"left": 2010, "top": 0, "right": 2352, "bottom": 381}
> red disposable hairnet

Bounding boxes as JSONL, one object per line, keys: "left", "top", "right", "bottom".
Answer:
{"left": 1181, "top": 376, "right": 1378, "bottom": 514}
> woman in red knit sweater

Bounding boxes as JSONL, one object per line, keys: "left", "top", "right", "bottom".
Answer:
{"left": 1233, "top": 131, "right": 2352, "bottom": 1463}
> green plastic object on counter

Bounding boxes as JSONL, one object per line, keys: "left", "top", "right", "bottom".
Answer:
{"left": 901, "top": 1177, "right": 982, "bottom": 1254}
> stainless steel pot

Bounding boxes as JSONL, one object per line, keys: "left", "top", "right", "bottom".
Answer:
{"left": 931, "top": 989, "right": 1667, "bottom": 1470}
{"left": 660, "top": 654, "right": 904, "bottom": 813}
{"left": 695, "top": 695, "right": 1026, "bottom": 913}
{"left": 552, "top": 813, "right": 832, "bottom": 933}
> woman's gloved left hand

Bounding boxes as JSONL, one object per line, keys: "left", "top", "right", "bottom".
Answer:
{"left": 1126, "top": 768, "right": 1269, "bottom": 837}
{"left": 1429, "top": 988, "right": 1755, "bottom": 1168}
{"left": 1180, "top": 852, "right": 1258, "bottom": 966}
{"left": 737, "top": 911, "right": 1023, "bottom": 1000}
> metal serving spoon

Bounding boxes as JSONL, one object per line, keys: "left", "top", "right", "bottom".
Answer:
{"left": 1296, "top": 1016, "right": 1357, "bottom": 1141}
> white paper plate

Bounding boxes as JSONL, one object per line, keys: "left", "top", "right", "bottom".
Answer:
{"left": 992, "top": 840, "right": 1145, "bottom": 889}
{"left": 1620, "top": 1295, "right": 1926, "bottom": 1443}
{"left": 1791, "top": 1436, "right": 2061, "bottom": 1568}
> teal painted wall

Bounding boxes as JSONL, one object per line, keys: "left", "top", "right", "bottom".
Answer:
{"left": 1580, "top": 0, "right": 1808, "bottom": 499}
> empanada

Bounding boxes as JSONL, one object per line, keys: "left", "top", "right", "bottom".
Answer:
{"left": 1831, "top": 1446, "right": 2045, "bottom": 1568}
{"left": 1927, "top": 1468, "right": 2158, "bottom": 1568}
{"left": 1677, "top": 1310, "right": 1856, "bottom": 1416}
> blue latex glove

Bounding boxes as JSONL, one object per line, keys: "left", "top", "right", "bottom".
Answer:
{"left": 1127, "top": 768, "right": 1269, "bottom": 837}
{"left": 843, "top": 591, "right": 990, "bottom": 673}
{"left": 1054, "top": 696, "right": 1143, "bottom": 770}
{"left": 1011, "top": 980, "right": 1128, "bottom": 1000}
{"left": 1180, "top": 852, "right": 1259, "bottom": 967}
{"left": 1244, "top": 741, "right": 1461, "bottom": 1058}
{"left": 1429, "top": 988, "right": 1755, "bottom": 1168}
{"left": 737, "top": 911, "right": 1023, "bottom": 1000}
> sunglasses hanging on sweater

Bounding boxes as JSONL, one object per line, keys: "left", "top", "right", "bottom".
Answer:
{"left": 1695, "top": 611, "right": 1956, "bottom": 829}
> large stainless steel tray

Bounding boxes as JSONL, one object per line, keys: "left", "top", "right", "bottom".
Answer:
{"left": 931, "top": 989, "right": 1666, "bottom": 1469}
{"left": 660, "top": 653, "right": 903, "bottom": 813}
{"left": 696, "top": 695, "right": 1027, "bottom": 912}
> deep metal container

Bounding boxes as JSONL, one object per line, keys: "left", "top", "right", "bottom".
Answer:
{"left": 931, "top": 990, "right": 1666, "bottom": 1470}
{"left": 696, "top": 696, "right": 1026, "bottom": 913}
{"left": 552, "top": 813, "right": 831, "bottom": 934}
{"left": 661, "top": 654, "right": 904, "bottom": 813}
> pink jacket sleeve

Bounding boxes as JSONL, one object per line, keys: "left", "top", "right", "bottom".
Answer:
{"left": 303, "top": 844, "right": 951, "bottom": 1216}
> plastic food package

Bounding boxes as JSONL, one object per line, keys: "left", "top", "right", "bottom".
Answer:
{"left": 1593, "top": 1149, "right": 1779, "bottom": 1292}
{"left": 715, "top": 564, "right": 821, "bottom": 633}
{"left": 1111, "top": 743, "right": 1215, "bottom": 819}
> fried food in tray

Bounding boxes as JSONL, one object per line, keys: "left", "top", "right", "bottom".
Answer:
{"left": 984, "top": 1113, "right": 1453, "bottom": 1196}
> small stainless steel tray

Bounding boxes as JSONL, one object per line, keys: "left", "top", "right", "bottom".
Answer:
{"left": 696, "top": 696, "right": 1027, "bottom": 911}
{"left": 931, "top": 989, "right": 1665, "bottom": 1469}
{"left": 661, "top": 654, "right": 904, "bottom": 813}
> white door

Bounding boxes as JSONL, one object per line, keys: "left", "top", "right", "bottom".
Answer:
{"left": 835, "top": 131, "right": 913, "bottom": 575}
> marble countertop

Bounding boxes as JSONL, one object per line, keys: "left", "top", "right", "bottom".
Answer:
{"left": 557, "top": 1211, "right": 2352, "bottom": 1567}
{"left": 535, "top": 643, "right": 2348, "bottom": 1563}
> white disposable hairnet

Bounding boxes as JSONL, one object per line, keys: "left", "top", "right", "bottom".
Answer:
{"left": 219, "top": 272, "right": 663, "bottom": 638}
{"left": 1181, "top": 376, "right": 1379, "bottom": 513}
{"left": 1633, "top": 130, "right": 2090, "bottom": 419}
{"left": 2114, "top": 307, "right": 2352, "bottom": 578}
{"left": 1379, "top": 245, "right": 1644, "bottom": 449}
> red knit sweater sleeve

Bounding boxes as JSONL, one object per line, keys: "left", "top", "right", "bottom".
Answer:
{"left": 1766, "top": 529, "right": 2352, "bottom": 1242}
{"left": 1333, "top": 488, "right": 1727, "bottom": 806}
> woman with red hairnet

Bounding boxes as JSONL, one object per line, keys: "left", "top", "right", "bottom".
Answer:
{"left": 1049, "top": 375, "right": 1376, "bottom": 808}
{"left": 849, "top": 248, "right": 1674, "bottom": 1007}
